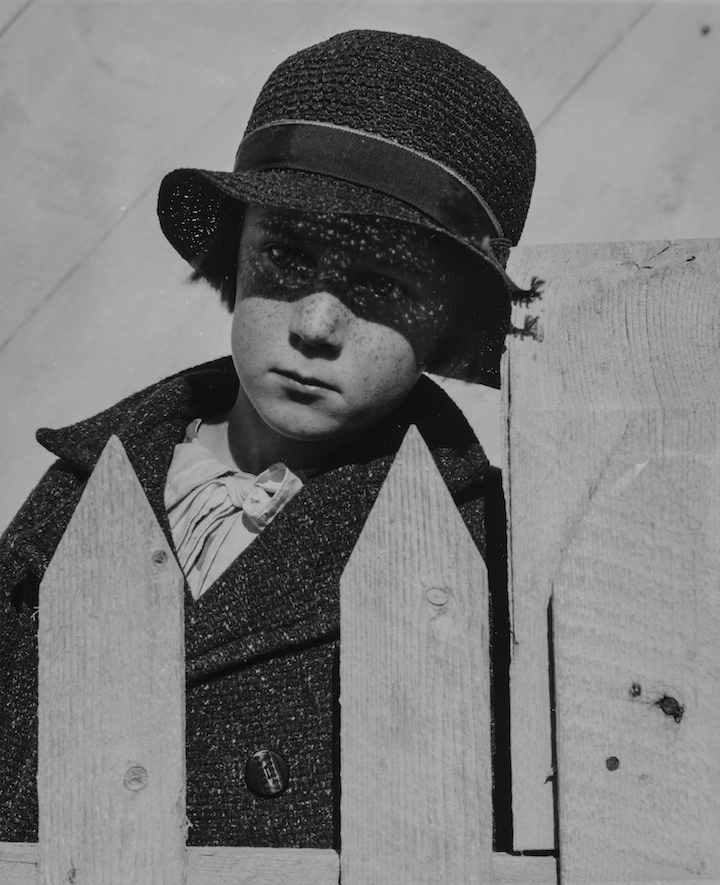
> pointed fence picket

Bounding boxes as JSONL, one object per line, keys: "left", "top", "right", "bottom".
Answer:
{"left": 3, "top": 238, "right": 719, "bottom": 883}
{"left": 37, "top": 436, "right": 186, "bottom": 885}
{"left": 0, "top": 429, "right": 555, "bottom": 885}
{"left": 340, "top": 427, "right": 492, "bottom": 883}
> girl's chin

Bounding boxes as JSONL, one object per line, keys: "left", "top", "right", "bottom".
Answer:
{"left": 262, "top": 408, "right": 370, "bottom": 448}
{"left": 260, "top": 405, "right": 345, "bottom": 441}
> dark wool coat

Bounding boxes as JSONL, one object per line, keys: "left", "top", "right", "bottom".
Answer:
{"left": 0, "top": 358, "right": 510, "bottom": 849}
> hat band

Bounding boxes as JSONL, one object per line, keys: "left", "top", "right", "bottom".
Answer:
{"left": 234, "top": 121, "right": 504, "bottom": 243}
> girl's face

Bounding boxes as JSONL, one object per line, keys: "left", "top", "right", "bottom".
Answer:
{"left": 230, "top": 205, "right": 458, "bottom": 449}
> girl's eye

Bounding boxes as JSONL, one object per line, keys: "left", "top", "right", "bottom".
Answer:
{"left": 353, "top": 273, "right": 406, "bottom": 300}
{"left": 263, "top": 244, "right": 314, "bottom": 275}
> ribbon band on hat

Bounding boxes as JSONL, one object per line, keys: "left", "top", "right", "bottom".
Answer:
{"left": 234, "top": 121, "right": 504, "bottom": 246}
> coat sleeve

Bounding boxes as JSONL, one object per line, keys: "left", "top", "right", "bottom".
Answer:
{"left": 0, "top": 459, "right": 87, "bottom": 841}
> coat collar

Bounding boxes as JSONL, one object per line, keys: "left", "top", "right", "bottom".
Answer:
{"left": 35, "top": 359, "right": 240, "bottom": 527}
{"left": 36, "top": 359, "right": 240, "bottom": 475}
{"left": 22, "top": 359, "right": 491, "bottom": 677}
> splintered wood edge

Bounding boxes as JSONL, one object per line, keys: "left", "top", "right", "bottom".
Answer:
{"left": 0, "top": 845, "right": 559, "bottom": 885}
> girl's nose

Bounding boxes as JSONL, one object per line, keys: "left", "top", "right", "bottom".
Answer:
{"left": 288, "top": 289, "right": 351, "bottom": 353}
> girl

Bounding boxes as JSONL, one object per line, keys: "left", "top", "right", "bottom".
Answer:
{"left": 0, "top": 29, "right": 536, "bottom": 849}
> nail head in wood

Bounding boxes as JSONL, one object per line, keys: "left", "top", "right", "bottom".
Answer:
{"left": 123, "top": 765, "right": 149, "bottom": 791}
{"left": 151, "top": 549, "right": 168, "bottom": 567}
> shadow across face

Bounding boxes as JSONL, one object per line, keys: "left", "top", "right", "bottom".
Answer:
{"left": 236, "top": 205, "right": 471, "bottom": 366}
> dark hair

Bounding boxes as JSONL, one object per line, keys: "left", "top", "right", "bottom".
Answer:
{"left": 426, "top": 241, "right": 509, "bottom": 380}
{"left": 189, "top": 202, "right": 508, "bottom": 380}
{"left": 188, "top": 200, "right": 245, "bottom": 311}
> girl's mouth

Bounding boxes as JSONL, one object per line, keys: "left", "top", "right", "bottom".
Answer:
{"left": 274, "top": 369, "right": 338, "bottom": 393}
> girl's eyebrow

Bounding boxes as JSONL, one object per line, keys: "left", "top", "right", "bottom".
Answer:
{"left": 255, "top": 216, "right": 299, "bottom": 239}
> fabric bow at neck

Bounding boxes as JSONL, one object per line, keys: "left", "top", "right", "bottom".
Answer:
{"left": 165, "top": 429, "right": 304, "bottom": 600}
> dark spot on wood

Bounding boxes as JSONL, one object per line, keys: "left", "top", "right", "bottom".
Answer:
{"left": 630, "top": 682, "right": 642, "bottom": 698}
{"left": 606, "top": 756, "right": 619, "bottom": 771}
{"left": 68, "top": 868, "right": 77, "bottom": 884}
{"left": 701, "top": 24, "right": 710, "bottom": 35}
{"left": 655, "top": 695, "right": 684, "bottom": 723}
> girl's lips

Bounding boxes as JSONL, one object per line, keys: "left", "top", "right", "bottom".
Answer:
{"left": 274, "top": 369, "right": 339, "bottom": 393}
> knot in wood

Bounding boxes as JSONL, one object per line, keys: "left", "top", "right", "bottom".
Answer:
{"left": 606, "top": 756, "right": 620, "bottom": 771}
{"left": 655, "top": 695, "right": 684, "bottom": 723}
{"left": 124, "top": 765, "right": 149, "bottom": 791}
{"left": 426, "top": 587, "right": 449, "bottom": 607}
{"left": 151, "top": 549, "right": 168, "bottom": 567}
{"left": 424, "top": 587, "right": 455, "bottom": 622}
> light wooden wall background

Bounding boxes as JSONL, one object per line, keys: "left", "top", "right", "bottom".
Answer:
{"left": 1, "top": 0, "right": 718, "bottom": 532}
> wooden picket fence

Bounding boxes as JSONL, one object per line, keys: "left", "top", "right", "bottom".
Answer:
{"left": 1, "top": 238, "right": 719, "bottom": 884}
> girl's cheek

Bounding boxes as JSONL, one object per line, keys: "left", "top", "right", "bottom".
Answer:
{"left": 382, "top": 299, "right": 452, "bottom": 364}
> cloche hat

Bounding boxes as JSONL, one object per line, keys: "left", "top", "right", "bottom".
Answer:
{"left": 157, "top": 29, "right": 538, "bottom": 387}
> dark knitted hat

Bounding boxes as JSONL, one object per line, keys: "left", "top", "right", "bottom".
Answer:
{"left": 157, "top": 29, "right": 537, "bottom": 387}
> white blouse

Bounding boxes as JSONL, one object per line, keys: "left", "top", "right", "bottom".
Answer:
{"left": 164, "top": 419, "right": 305, "bottom": 600}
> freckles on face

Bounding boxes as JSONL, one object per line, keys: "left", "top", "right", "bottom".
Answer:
{"left": 229, "top": 205, "right": 460, "bottom": 445}
{"left": 236, "top": 207, "right": 457, "bottom": 367}
{"left": 230, "top": 288, "right": 422, "bottom": 443}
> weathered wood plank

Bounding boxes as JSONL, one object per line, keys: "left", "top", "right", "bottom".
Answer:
{"left": 185, "top": 847, "right": 340, "bottom": 885}
{"left": 491, "top": 852, "right": 557, "bottom": 884}
{"left": 504, "top": 246, "right": 556, "bottom": 852}
{"left": 508, "top": 239, "right": 720, "bottom": 882}
{"left": 340, "top": 426, "right": 492, "bottom": 884}
{"left": 1, "top": 844, "right": 558, "bottom": 885}
{"left": 526, "top": 4, "right": 720, "bottom": 245}
{"left": 38, "top": 436, "right": 186, "bottom": 885}
{"left": 0, "top": 843, "right": 36, "bottom": 885}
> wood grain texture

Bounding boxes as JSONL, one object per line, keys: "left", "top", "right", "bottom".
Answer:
{"left": 0, "top": 843, "right": 36, "bottom": 885}
{"left": 339, "top": 426, "right": 492, "bottom": 884}
{"left": 507, "top": 239, "right": 720, "bottom": 882}
{"left": 0, "top": 844, "right": 559, "bottom": 885}
{"left": 185, "top": 846, "right": 340, "bottom": 884}
{"left": 526, "top": 4, "right": 720, "bottom": 245}
{"left": 37, "top": 436, "right": 186, "bottom": 885}
{"left": 504, "top": 246, "right": 557, "bottom": 851}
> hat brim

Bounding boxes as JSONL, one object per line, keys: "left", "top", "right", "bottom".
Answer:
{"left": 157, "top": 167, "right": 510, "bottom": 387}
